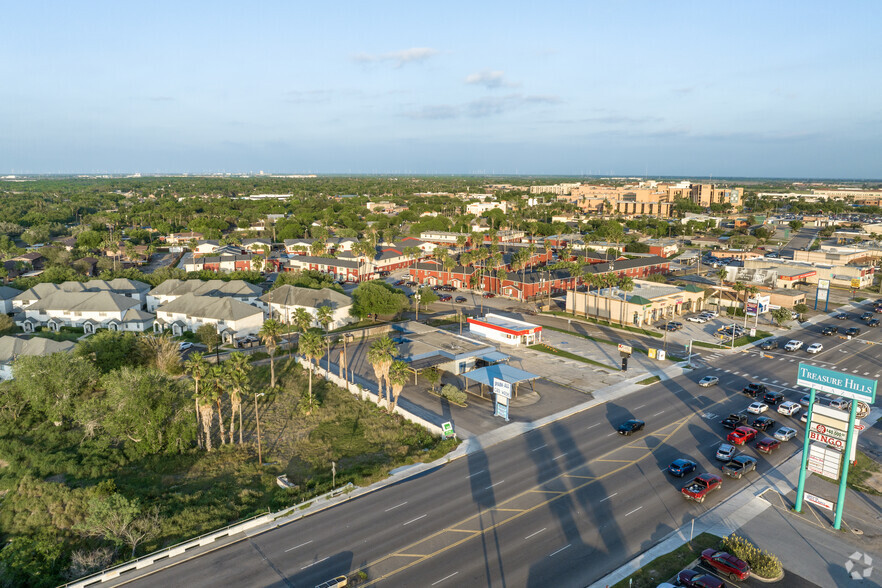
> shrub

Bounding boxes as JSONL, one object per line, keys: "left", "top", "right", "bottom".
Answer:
{"left": 721, "top": 534, "right": 782, "bottom": 579}
{"left": 440, "top": 384, "right": 466, "bottom": 405}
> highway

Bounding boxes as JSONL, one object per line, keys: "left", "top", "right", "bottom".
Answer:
{"left": 123, "top": 302, "right": 882, "bottom": 588}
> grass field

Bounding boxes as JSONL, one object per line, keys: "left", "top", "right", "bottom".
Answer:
{"left": 612, "top": 532, "right": 722, "bottom": 588}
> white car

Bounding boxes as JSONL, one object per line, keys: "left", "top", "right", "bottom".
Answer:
{"left": 784, "top": 340, "right": 803, "bottom": 351}
{"left": 774, "top": 427, "right": 798, "bottom": 441}
{"left": 806, "top": 343, "right": 823, "bottom": 354}
{"left": 702, "top": 310, "right": 719, "bottom": 319}
{"left": 687, "top": 315, "right": 707, "bottom": 323}
{"left": 698, "top": 376, "right": 719, "bottom": 387}
{"left": 777, "top": 401, "right": 801, "bottom": 416}
{"left": 179, "top": 342, "right": 194, "bottom": 351}
{"left": 748, "top": 402, "right": 769, "bottom": 414}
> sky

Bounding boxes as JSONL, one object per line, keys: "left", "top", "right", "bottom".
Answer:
{"left": 2, "top": 1, "right": 881, "bottom": 178}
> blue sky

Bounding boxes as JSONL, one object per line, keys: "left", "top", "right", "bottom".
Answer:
{"left": 2, "top": 1, "right": 880, "bottom": 178}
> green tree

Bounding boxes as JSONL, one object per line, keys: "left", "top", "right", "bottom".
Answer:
{"left": 12, "top": 353, "right": 99, "bottom": 424}
{"left": 771, "top": 307, "right": 792, "bottom": 326}
{"left": 387, "top": 360, "right": 410, "bottom": 411}
{"left": 424, "top": 366, "right": 441, "bottom": 393}
{"left": 299, "top": 331, "right": 324, "bottom": 413}
{"left": 789, "top": 220, "right": 804, "bottom": 231}
{"left": 794, "top": 303, "right": 808, "bottom": 320}
{"left": 350, "top": 280, "right": 408, "bottom": 320}
{"left": 195, "top": 324, "right": 221, "bottom": 354}
{"left": 74, "top": 330, "right": 142, "bottom": 373}
{"left": 367, "top": 335, "right": 397, "bottom": 408}
{"left": 183, "top": 351, "right": 209, "bottom": 450}
{"left": 292, "top": 307, "right": 313, "bottom": 334}
{"left": 224, "top": 352, "right": 251, "bottom": 444}
{"left": 0, "top": 313, "right": 15, "bottom": 334}
{"left": 315, "top": 304, "right": 334, "bottom": 332}
{"left": 259, "top": 318, "right": 283, "bottom": 388}
{"left": 77, "top": 493, "right": 160, "bottom": 557}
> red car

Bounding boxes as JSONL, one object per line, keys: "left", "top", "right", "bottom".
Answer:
{"left": 756, "top": 437, "right": 781, "bottom": 453}
{"left": 726, "top": 426, "right": 758, "bottom": 445}
{"left": 700, "top": 549, "right": 750, "bottom": 581}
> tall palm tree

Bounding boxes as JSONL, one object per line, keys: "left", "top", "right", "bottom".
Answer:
{"left": 299, "top": 331, "right": 324, "bottom": 413}
{"left": 732, "top": 281, "right": 746, "bottom": 321}
{"left": 716, "top": 267, "right": 728, "bottom": 312}
{"left": 225, "top": 352, "right": 251, "bottom": 444}
{"left": 618, "top": 276, "right": 635, "bottom": 326}
{"left": 367, "top": 335, "right": 397, "bottom": 408}
{"left": 206, "top": 364, "right": 227, "bottom": 446}
{"left": 197, "top": 391, "right": 215, "bottom": 452}
{"left": 316, "top": 305, "right": 334, "bottom": 333}
{"left": 259, "top": 318, "right": 283, "bottom": 388}
{"left": 387, "top": 360, "right": 410, "bottom": 412}
{"left": 292, "top": 307, "right": 312, "bottom": 334}
{"left": 183, "top": 352, "right": 209, "bottom": 449}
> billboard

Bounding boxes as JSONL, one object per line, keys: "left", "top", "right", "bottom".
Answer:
{"left": 797, "top": 364, "right": 877, "bottom": 403}
{"left": 727, "top": 267, "right": 778, "bottom": 288}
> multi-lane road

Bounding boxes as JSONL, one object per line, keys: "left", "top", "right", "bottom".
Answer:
{"left": 122, "top": 303, "right": 882, "bottom": 588}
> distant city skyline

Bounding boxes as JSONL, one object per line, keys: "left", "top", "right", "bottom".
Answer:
{"left": 2, "top": 1, "right": 880, "bottom": 179}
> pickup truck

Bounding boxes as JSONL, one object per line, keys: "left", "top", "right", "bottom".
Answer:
{"left": 681, "top": 473, "right": 723, "bottom": 503}
{"left": 721, "top": 413, "right": 748, "bottom": 429}
{"left": 721, "top": 456, "right": 757, "bottom": 479}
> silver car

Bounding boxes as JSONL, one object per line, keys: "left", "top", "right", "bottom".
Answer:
{"left": 716, "top": 443, "right": 736, "bottom": 461}
{"left": 699, "top": 376, "right": 719, "bottom": 387}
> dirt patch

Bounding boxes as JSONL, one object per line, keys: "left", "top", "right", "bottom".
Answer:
{"left": 863, "top": 472, "right": 882, "bottom": 494}
{"left": 0, "top": 458, "right": 9, "bottom": 468}
{"left": 45, "top": 474, "right": 66, "bottom": 484}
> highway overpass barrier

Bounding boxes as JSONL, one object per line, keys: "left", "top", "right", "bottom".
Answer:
{"left": 63, "top": 511, "right": 274, "bottom": 587}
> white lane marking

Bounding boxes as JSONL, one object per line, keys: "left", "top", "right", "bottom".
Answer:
{"left": 772, "top": 380, "right": 779, "bottom": 384}
{"left": 865, "top": 372, "right": 871, "bottom": 376}
{"left": 403, "top": 514, "right": 428, "bottom": 526}
{"left": 625, "top": 506, "right": 644, "bottom": 517}
{"left": 708, "top": 440, "right": 722, "bottom": 447}
{"left": 761, "top": 378, "right": 769, "bottom": 382}
{"left": 285, "top": 540, "right": 313, "bottom": 552}
{"left": 549, "top": 544, "right": 571, "bottom": 557}
{"left": 300, "top": 556, "right": 330, "bottom": 570}
{"left": 606, "top": 432, "right": 616, "bottom": 437}
{"left": 653, "top": 410, "right": 665, "bottom": 416}
{"left": 467, "top": 470, "right": 486, "bottom": 478}
{"left": 385, "top": 502, "right": 408, "bottom": 512}
{"left": 600, "top": 493, "right": 618, "bottom": 502}
{"left": 553, "top": 453, "right": 567, "bottom": 461}
{"left": 431, "top": 572, "right": 459, "bottom": 586}
{"left": 724, "top": 369, "right": 731, "bottom": 373}
{"left": 586, "top": 423, "right": 600, "bottom": 430}
{"left": 485, "top": 480, "right": 505, "bottom": 489}
{"left": 524, "top": 528, "right": 547, "bottom": 540}
{"left": 532, "top": 443, "right": 548, "bottom": 452}
{"left": 635, "top": 404, "right": 646, "bottom": 409}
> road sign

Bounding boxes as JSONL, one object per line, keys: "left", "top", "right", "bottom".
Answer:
{"left": 617, "top": 343, "right": 633, "bottom": 355}
{"left": 809, "top": 442, "right": 842, "bottom": 479}
{"left": 852, "top": 278, "right": 862, "bottom": 289}
{"left": 805, "top": 492, "right": 835, "bottom": 511}
{"left": 811, "top": 422, "right": 848, "bottom": 442}
{"left": 441, "top": 421, "right": 454, "bottom": 438}
{"left": 657, "top": 350, "right": 666, "bottom": 361}
{"left": 797, "top": 363, "right": 877, "bottom": 403}
{"left": 493, "top": 378, "right": 512, "bottom": 399}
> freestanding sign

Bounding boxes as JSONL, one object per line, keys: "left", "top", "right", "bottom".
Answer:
{"left": 493, "top": 378, "right": 511, "bottom": 422}
{"left": 796, "top": 364, "right": 877, "bottom": 403}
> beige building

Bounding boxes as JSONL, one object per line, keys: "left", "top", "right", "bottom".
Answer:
{"left": 566, "top": 280, "right": 706, "bottom": 327}
{"left": 559, "top": 181, "right": 741, "bottom": 217}
{"left": 792, "top": 246, "right": 881, "bottom": 266}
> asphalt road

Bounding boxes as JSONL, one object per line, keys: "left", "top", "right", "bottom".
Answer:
{"left": 121, "top": 301, "right": 882, "bottom": 588}
{"left": 778, "top": 228, "right": 820, "bottom": 259}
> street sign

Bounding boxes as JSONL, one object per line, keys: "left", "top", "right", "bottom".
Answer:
{"left": 657, "top": 350, "right": 666, "bottom": 361}
{"left": 811, "top": 422, "right": 848, "bottom": 442}
{"left": 808, "top": 442, "right": 842, "bottom": 479}
{"left": 493, "top": 378, "right": 512, "bottom": 399}
{"left": 805, "top": 492, "right": 835, "bottom": 511}
{"left": 617, "top": 343, "right": 633, "bottom": 355}
{"left": 796, "top": 363, "right": 877, "bottom": 403}
{"left": 441, "top": 421, "right": 454, "bottom": 438}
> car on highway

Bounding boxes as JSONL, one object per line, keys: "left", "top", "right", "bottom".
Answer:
{"left": 676, "top": 569, "right": 724, "bottom": 588}
{"left": 756, "top": 437, "right": 781, "bottom": 453}
{"left": 835, "top": 313, "right": 849, "bottom": 320}
{"left": 721, "top": 413, "right": 749, "bottom": 429}
{"left": 454, "top": 296, "right": 467, "bottom": 303}
{"left": 686, "top": 315, "right": 708, "bottom": 323}
{"left": 822, "top": 325, "right": 839, "bottom": 335}
{"left": 716, "top": 444, "right": 736, "bottom": 461}
{"left": 751, "top": 415, "right": 776, "bottom": 431}
{"left": 722, "top": 455, "right": 758, "bottom": 479}
{"left": 700, "top": 549, "right": 751, "bottom": 581}
{"left": 759, "top": 339, "right": 779, "bottom": 350}
{"left": 617, "top": 419, "right": 645, "bottom": 435}
{"left": 668, "top": 458, "right": 698, "bottom": 477}
{"left": 698, "top": 376, "right": 719, "bottom": 387}
{"left": 774, "top": 427, "right": 798, "bottom": 441}
{"left": 178, "top": 341, "right": 194, "bottom": 351}
{"left": 777, "top": 401, "right": 801, "bottom": 416}
{"left": 846, "top": 327, "right": 861, "bottom": 337}
{"left": 869, "top": 319, "right": 881, "bottom": 328}
{"left": 861, "top": 312, "right": 875, "bottom": 321}
{"left": 727, "top": 426, "right": 758, "bottom": 445}
{"left": 784, "top": 339, "right": 803, "bottom": 351}
{"left": 762, "top": 390, "right": 784, "bottom": 405}
{"left": 681, "top": 473, "right": 723, "bottom": 503}
{"left": 806, "top": 343, "right": 823, "bottom": 354}
{"left": 747, "top": 402, "right": 768, "bottom": 414}
{"left": 742, "top": 383, "right": 768, "bottom": 398}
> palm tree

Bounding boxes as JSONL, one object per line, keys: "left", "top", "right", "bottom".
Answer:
{"left": 387, "top": 360, "right": 410, "bottom": 412}
{"left": 299, "top": 331, "right": 324, "bottom": 412}
{"left": 197, "top": 391, "right": 215, "bottom": 451}
{"left": 618, "top": 276, "right": 635, "bottom": 326}
{"left": 367, "top": 335, "right": 397, "bottom": 408}
{"left": 292, "top": 307, "right": 312, "bottom": 335}
{"left": 716, "top": 267, "right": 727, "bottom": 312}
{"left": 316, "top": 305, "right": 334, "bottom": 333}
{"left": 732, "top": 281, "right": 746, "bottom": 322}
{"left": 259, "top": 318, "right": 283, "bottom": 388}
{"left": 206, "top": 364, "right": 227, "bottom": 446}
{"left": 183, "top": 352, "right": 209, "bottom": 449}
{"left": 225, "top": 352, "right": 251, "bottom": 444}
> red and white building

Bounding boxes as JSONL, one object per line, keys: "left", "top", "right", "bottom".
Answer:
{"left": 468, "top": 313, "right": 542, "bottom": 347}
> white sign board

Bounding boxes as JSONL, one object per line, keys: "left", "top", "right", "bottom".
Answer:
{"left": 810, "top": 422, "right": 848, "bottom": 442}
{"left": 810, "top": 412, "right": 862, "bottom": 431}
{"left": 804, "top": 492, "right": 835, "bottom": 511}
{"left": 493, "top": 378, "right": 512, "bottom": 399}
{"left": 808, "top": 442, "right": 842, "bottom": 479}
{"left": 813, "top": 405, "right": 853, "bottom": 420}
{"left": 617, "top": 343, "right": 633, "bottom": 355}
{"left": 818, "top": 279, "right": 830, "bottom": 291}
{"left": 808, "top": 430, "right": 858, "bottom": 461}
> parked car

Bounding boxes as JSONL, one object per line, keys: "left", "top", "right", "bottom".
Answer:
{"left": 178, "top": 341, "right": 194, "bottom": 351}
{"left": 762, "top": 390, "right": 784, "bottom": 405}
{"left": 861, "top": 312, "right": 874, "bottom": 321}
{"left": 835, "top": 313, "right": 849, "bottom": 320}
{"left": 394, "top": 280, "right": 406, "bottom": 286}
{"left": 742, "top": 383, "right": 768, "bottom": 397}
{"left": 777, "top": 401, "right": 801, "bottom": 416}
{"left": 698, "top": 376, "right": 719, "bottom": 387}
{"left": 869, "top": 319, "right": 881, "bottom": 328}
{"left": 668, "top": 458, "right": 698, "bottom": 477}
{"left": 686, "top": 315, "right": 707, "bottom": 323}
{"left": 748, "top": 402, "right": 769, "bottom": 414}
{"left": 806, "top": 343, "right": 824, "bottom": 354}
{"left": 846, "top": 327, "right": 861, "bottom": 337}
{"left": 830, "top": 398, "right": 852, "bottom": 411}
{"left": 751, "top": 415, "right": 776, "bottom": 431}
{"left": 727, "top": 426, "right": 758, "bottom": 445}
{"left": 759, "top": 340, "right": 779, "bottom": 350}
{"left": 821, "top": 325, "right": 839, "bottom": 336}
{"left": 454, "top": 296, "right": 467, "bottom": 303}
{"left": 715, "top": 443, "right": 736, "bottom": 461}
{"left": 482, "top": 292, "right": 495, "bottom": 298}
{"left": 700, "top": 549, "right": 751, "bottom": 581}
{"left": 784, "top": 340, "right": 803, "bottom": 351}
{"left": 702, "top": 310, "right": 719, "bottom": 318}
{"left": 722, "top": 455, "right": 758, "bottom": 479}
{"left": 617, "top": 419, "right": 645, "bottom": 435}
{"left": 676, "top": 569, "right": 724, "bottom": 588}
{"left": 756, "top": 437, "right": 781, "bottom": 453}
{"left": 774, "top": 426, "right": 798, "bottom": 441}
{"left": 438, "top": 294, "right": 452, "bottom": 302}
{"left": 681, "top": 473, "right": 723, "bottom": 503}
{"left": 721, "top": 413, "right": 749, "bottom": 429}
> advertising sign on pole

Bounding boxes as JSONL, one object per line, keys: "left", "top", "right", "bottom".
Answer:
{"left": 808, "top": 442, "right": 842, "bottom": 479}
{"left": 810, "top": 422, "right": 848, "bottom": 442}
{"left": 493, "top": 378, "right": 512, "bottom": 399}
{"left": 441, "top": 422, "right": 454, "bottom": 439}
{"left": 805, "top": 492, "right": 835, "bottom": 511}
{"left": 617, "top": 343, "right": 633, "bottom": 355}
{"left": 796, "top": 364, "right": 877, "bottom": 403}
{"left": 851, "top": 278, "right": 862, "bottom": 289}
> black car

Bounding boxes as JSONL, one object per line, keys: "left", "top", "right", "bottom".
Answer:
{"left": 742, "top": 383, "right": 768, "bottom": 397}
{"left": 677, "top": 569, "right": 724, "bottom": 588}
{"left": 617, "top": 419, "right": 645, "bottom": 435}
{"left": 759, "top": 340, "right": 779, "bottom": 350}
{"left": 835, "top": 313, "right": 849, "bottom": 320}
{"left": 846, "top": 327, "right": 861, "bottom": 336}
{"left": 752, "top": 415, "right": 776, "bottom": 431}
{"left": 861, "top": 312, "right": 874, "bottom": 321}
{"left": 454, "top": 296, "right": 467, "bottom": 303}
{"left": 762, "top": 390, "right": 784, "bottom": 405}
{"left": 869, "top": 319, "right": 881, "bottom": 328}
{"left": 722, "top": 413, "right": 749, "bottom": 429}
{"left": 822, "top": 325, "right": 839, "bottom": 336}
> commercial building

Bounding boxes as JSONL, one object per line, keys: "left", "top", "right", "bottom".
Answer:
{"left": 566, "top": 280, "right": 706, "bottom": 327}
{"left": 467, "top": 314, "right": 542, "bottom": 347}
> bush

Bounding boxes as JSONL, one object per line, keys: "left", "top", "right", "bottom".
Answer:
{"left": 721, "top": 534, "right": 782, "bottom": 579}
{"left": 440, "top": 384, "right": 466, "bottom": 405}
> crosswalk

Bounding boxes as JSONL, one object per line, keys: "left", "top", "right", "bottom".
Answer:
{"left": 691, "top": 352, "right": 881, "bottom": 379}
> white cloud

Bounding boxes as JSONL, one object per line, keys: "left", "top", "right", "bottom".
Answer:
{"left": 353, "top": 47, "right": 439, "bottom": 68}
{"left": 464, "top": 69, "right": 515, "bottom": 89}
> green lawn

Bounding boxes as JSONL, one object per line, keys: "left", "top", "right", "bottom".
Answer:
{"left": 528, "top": 343, "right": 614, "bottom": 370}
{"left": 612, "top": 532, "right": 722, "bottom": 588}
{"left": 637, "top": 375, "right": 661, "bottom": 385}
{"left": 543, "top": 310, "right": 664, "bottom": 338}
{"left": 818, "top": 449, "right": 881, "bottom": 495}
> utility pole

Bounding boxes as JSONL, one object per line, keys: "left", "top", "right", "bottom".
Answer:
{"left": 254, "top": 392, "right": 265, "bottom": 465}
